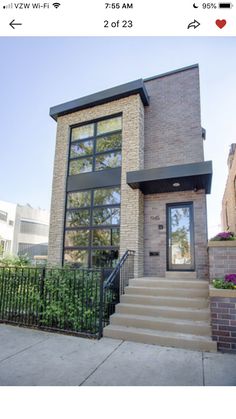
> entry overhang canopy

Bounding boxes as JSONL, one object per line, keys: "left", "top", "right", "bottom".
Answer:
{"left": 127, "top": 161, "right": 213, "bottom": 195}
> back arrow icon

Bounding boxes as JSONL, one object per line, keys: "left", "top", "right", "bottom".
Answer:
{"left": 9, "top": 19, "right": 22, "bottom": 29}
{"left": 187, "top": 19, "right": 200, "bottom": 29}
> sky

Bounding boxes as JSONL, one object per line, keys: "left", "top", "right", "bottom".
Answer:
{"left": 0, "top": 36, "right": 235, "bottom": 237}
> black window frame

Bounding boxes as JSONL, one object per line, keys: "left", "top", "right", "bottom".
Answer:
{"left": 63, "top": 186, "right": 121, "bottom": 268}
{"left": 68, "top": 114, "right": 122, "bottom": 176}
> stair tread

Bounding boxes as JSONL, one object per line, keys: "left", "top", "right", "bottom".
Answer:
{"left": 123, "top": 293, "right": 208, "bottom": 301}
{"left": 126, "top": 285, "right": 208, "bottom": 292}
{"left": 118, "top": 302, "right": 210, "bottom": 313}
{"left": 111, "top": 312, "right": 210, "bottom": 326}
{"left": 104, "top": 324, "right": 214, "bottom": 343}
{"left": 131, "top": 278, "right": 208, "bottom": 284}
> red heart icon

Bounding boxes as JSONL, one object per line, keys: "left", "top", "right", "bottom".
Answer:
{"left": 216, "top": 19, "right": 226, "bottom": 29}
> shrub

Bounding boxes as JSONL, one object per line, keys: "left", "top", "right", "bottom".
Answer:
{"left": 0, "top": 254, "right": 30, "bottom": 267}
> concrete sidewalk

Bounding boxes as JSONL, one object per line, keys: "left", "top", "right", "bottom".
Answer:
{"left": 0, "top": 324, "right": 235, "bottom": 386}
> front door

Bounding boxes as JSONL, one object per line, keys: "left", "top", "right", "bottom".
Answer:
{"left": 167, "top": 203, "right": 194, "bottom": 271}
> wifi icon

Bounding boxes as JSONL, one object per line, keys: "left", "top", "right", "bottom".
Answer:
{"left": 53, "top": 2, "right": 60, "bottom": 8}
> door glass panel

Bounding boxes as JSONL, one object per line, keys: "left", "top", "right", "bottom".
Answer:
{"left": 169, "top": 205, "right": 193, "bottom": 269}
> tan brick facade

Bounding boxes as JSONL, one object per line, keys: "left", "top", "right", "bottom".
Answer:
{"left": 48, "top": 94, "right": 144, "bottom": 274}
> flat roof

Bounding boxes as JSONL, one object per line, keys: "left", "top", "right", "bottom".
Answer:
{"left": 50, "top": 64, "right": 199, "bottom": 121}
{"left": 50, "top": 79, "right": 150, "bottom": 121}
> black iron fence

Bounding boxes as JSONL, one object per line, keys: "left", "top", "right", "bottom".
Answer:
{"left": 0, "top": 267, "right": 107, "bottom": 337}
{"left": 0, "top": 251, "right": 135, "bottom": 338}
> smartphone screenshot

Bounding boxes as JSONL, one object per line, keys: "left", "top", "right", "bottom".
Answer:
{"left": 0, "top": 0, "right": 235, "bottom": 416}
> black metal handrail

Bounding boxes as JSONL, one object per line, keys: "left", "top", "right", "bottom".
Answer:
{"left": 103, "top": 250, "right": 135, "bottom": 290}
{"left": 98, "top": 250, "right": 135, "bottom": 338}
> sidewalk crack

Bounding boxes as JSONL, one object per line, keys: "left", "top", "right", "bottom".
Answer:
{"left": 0, "top": 336, "right": 51, "bottom": 365}
{"left": 202, "top": 352, "right": 206, "bottom": 386}
{"left": 79, "top": 340, "right": 124, "bottom": 386}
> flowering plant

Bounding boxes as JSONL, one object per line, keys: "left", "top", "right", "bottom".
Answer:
{"left": 225, "top": 274, "right": 236, "bottom": 285}
{"left": 213, "top": 273, "right": 236, "bottom": 289}
{"left": 210, "top": 231, "right": 235, "bottom": 241}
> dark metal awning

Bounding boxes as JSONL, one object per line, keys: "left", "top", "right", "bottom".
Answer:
{"left": 127, "top": 161, "right": 213, "bottom": 195}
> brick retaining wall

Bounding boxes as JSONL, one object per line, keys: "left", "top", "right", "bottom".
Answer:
{"left": 210, "top": 287, "right": 236, "bottom": 353}
{"left": 208, "top": 241, "right": 236, "bottom": 279}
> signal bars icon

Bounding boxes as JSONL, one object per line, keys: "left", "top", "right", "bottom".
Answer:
{"left": 52, "top": 2, "right": 61, "bottom": 8}
{"left": 3, "top": 3, "right": 13, "bottom": 8}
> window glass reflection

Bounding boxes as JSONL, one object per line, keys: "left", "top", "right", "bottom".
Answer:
{"left": 71, "top": 124, "right": 94, "bottom": 141}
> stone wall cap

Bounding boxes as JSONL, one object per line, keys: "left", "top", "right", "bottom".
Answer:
{"left": 209, "top": 285, "right": 236, "bottom": 298}
{"left": 208, "top": 240, "right": 236, "bottom": 247}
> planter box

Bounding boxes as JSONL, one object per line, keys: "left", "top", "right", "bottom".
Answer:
{"left": 208, "top": 240, "right": 236, "bottom": 247}
{"left": 208, "top": 241, "right": 236, "bottom": 279}
{"left": 209, "top": 285, "right": 236, "bottom": 353}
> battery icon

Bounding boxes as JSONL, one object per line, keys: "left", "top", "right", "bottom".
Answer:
{"left": 219, "top": 2, "right": 233, "bottom": 7}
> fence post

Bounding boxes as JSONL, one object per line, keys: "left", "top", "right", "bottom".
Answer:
{"left": 98, "top": 269, "right": 104, "bottom": 339}
{"left": 39, "top": 267, "right": 46, "bottom": 327}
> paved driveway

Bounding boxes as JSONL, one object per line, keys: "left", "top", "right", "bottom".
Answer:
{"left": 0, "top": 324, "right": 235, "bottom": 386}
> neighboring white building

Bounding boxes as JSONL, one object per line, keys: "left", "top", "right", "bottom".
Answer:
{"left": 0, "top": 200, "right": 50, "bottom": 260}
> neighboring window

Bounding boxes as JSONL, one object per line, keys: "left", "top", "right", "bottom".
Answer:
{"left": 0, "top": 240, "right": 5, "bottom": 256}
{"left": 18, "top": 243, "right": 48, "bottom": 258}
{"left": 69, "top": 115, "right": 122, "bottom": 176}
{"left": 8, "top": 220, "right": 14, "bottom": 226}
{"left": 0, "top": 210, "right": 7, "bottom": 222}
{"left": 64, "top": 186, "right": 120, "bottom": 268}
{"left": 20, "top": 221, "right": 49, "bottom": 236}
{"left": 5, "top": 240, "right": 11, "bottom": 253}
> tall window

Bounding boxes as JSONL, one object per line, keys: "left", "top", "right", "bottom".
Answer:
{"left": 64, "top": 187, "right": 120, "bottom": 268}
{"left": 69, "top": 116, "right": 122, "bottom": 175}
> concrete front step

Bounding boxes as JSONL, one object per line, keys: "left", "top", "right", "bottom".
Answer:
{"left": 110, "top": 313, "right": 211, "bottom": 336}
{"left": 165, "top": 271, "right": 197, "bottom": 279}
{"left": 125, "top": 286, "right": 208, "bottom": 298}
{"left": 129, "top": 278, "right": 209, "bottom": 289}
{"left": 116, "top": 303, "right": 210, "bottom": 321}
{"left": 103, "top": 324, "right": 217, "bottom": 352}
{"left": 121, "top": 294, "right": 209, "bottom": 309}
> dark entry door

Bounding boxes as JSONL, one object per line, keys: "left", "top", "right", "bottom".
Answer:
{"left": 167, "top": 203, "right": 194, "bottom": 271}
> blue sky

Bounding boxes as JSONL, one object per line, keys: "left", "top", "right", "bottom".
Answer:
{"left": 0, "top": 37, "right": 235, "bottom": 236}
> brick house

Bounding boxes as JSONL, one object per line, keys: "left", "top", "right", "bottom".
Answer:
{"left": 48, "top": 64, "right": 216, "bottom": 351}
{"left": 222, "top": 143, "right": 236, "bottom": 233}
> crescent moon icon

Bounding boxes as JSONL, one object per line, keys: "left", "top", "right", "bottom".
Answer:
{"left": 193, "top": 3, "right": 199, "bottom": 7}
